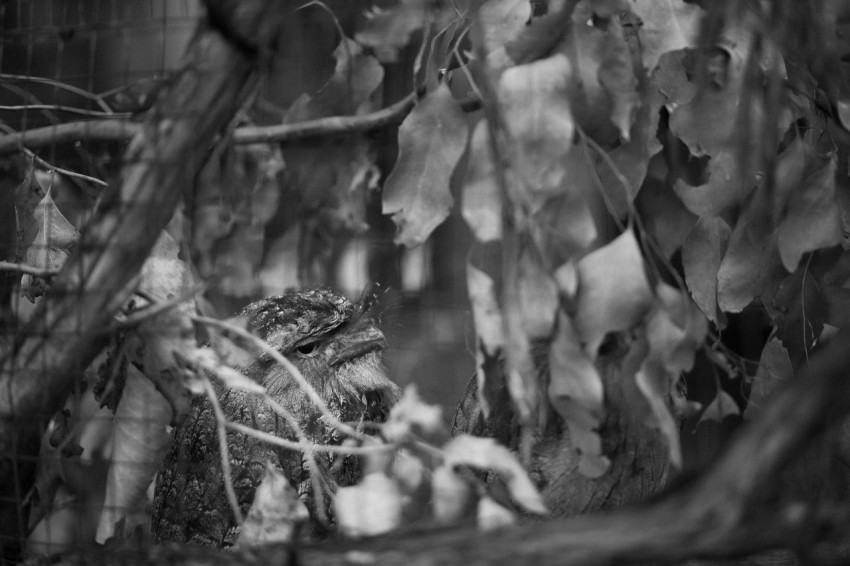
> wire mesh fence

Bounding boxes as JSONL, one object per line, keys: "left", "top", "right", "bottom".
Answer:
{"left": 0, "top": 0, "right": 473, "bottom": 560}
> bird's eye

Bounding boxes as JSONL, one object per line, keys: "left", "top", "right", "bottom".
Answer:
{"left": 296, "top": 342, "right": 318, "bottom": 355}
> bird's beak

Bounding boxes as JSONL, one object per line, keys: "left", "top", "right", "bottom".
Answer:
{"left": 328, "top": 324, "right": 386, "bottom": 367}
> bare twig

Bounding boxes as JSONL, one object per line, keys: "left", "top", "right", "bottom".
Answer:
{"left": 0, "top": 73, "right": 114, "bottom": 113}
{"left": 201, "top": 377, "right": 244, "bottom": 525}
{"left": 0, "top": 104, "right": 130, "bottom": 118}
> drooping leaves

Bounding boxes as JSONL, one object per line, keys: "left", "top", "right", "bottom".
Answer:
{"left": 498, "top": 53, "right": 575, "bottom": 199}
{"left": 336, "top": 472, "right": 405, "bottom": 537}
{"left": 697, "top": 390, "right": 740, "bottom": 425}
{"left": 237, "top": 462, "right": 309, "bottom": 547}
{"left": 716, "top": 205, "right": 779, "bottom": 313}
{"left": 21, "top": 190, "right": 79, "bottom": 301}
{"left": 626, "top": 0, "right": 703, "bottom": 72}
{"left": 548, "top": 311, "right": 608, "bottom": 478}
{"left": 574, "top": 229, "right": 654, "bottom": 356}
{"left": 636, "top": 283, "right": 707, "bottom": 467}
{"left": 442, "top": 434, "right": 548, "bottom": 515}
{"left": 356, "top": 0, "right": 428, "bottom": 63}
{"left": 776, "top": 156, "right": 842, "bottom": 272}
{"left": 744, "top": 336, "right": 793, "bottom": 421}
{"left": 462, "top": 120, "right": 502, "bottom": 242}
{"left": 683, "top": 217, "right": 731, "bottom": 325}
{"left": 517, "top": 246, "right": 558, "bottom": 340}
{"left": 382, "top": 83, "right": 468, "bottom": 247}
{"left": 559, "top": 4, "right": 639, "bottom": 145}
{"left": 96, "top": 364, "right": 172, "bottom": 543}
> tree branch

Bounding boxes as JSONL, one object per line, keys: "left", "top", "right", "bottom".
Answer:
{"left": 0, "top": 93, "right": 483, "bottom": 156}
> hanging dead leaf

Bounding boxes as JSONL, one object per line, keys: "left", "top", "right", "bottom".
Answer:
{"left": 462, "top": 120, "right": 502, "bottom": 242}
{"left": 237, "top": 462, "right": 309, "bottom": 547}
{"left": 683, "top": 217, "right": 731, "bottom": 325}
{"left": 21, "top": 191, "right": 80, "bottom": 301}
{"left": 518, "top": 247, "right": 558, "bottom": 340}
{"left": 431, "top": 465, "right": 477, "bottom": 525}
{"left": 635, "top": 359, "right": 682, "bottom": 468}
{"left": 548, "top": 311, "right": 608, "bottom": 478}
{"left": 743, "top": 337, "right": 793, "bottom": 421}
{"left": 558, "top": 4, "right": 638, "bottom": 145}
{"left": 356, "top": 0, "right": 428, "bottom": 63}
{"left": 634, "top": 176, "right": 697, "bottom": 260}
{"left": 636, "top": 283, "right": 707, "bottom": 468}
{"left": 335, "top": 472, "right": 404, "bottom": 537}
{"left": 383, "top": 385, "right": 447, "bottom": 443}
{"left": 777, "top": 156, "right": 843, "bottom": 272}
{"left": 287, "top": 36, "right": 384, "bottom": 118}
{"left": 530, "top": 148, "right": 601, "bottom": 265}
{"left": 626, "top": 0, "right": 703, "bottom": 72}
{"left": 95, "top": 364, "right": 172, "bottom": 543}
{"left": 697, "top": 390, "right": 740, "bottom": 425}
{"left": 443, "top": 434, "right": 548, "bottom": 515}
{"left": 717, "top": 207, "right": 780, "bottom": 313}
{"left": 475, "top": 0, "right": 532, "bottom": 72}
{"left": 477, "top": 495, "right": 516, "bottom": 531}
{"left": 383, "top": 83, "right": 468, "bottom": 247}
{"left": 574, "top": 229, "right": 654, "bottom": 356}
{"left": 498, "top": 53, "right": 575, "bottom": 199}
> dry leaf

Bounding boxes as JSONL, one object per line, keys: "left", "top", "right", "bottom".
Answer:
{"left": 382, "top": 83, "right": 468, "bottom": 247}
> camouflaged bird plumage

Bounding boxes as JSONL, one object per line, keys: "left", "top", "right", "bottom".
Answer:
{"left": 151, "top": 289, "right": 399, "bottom": 547}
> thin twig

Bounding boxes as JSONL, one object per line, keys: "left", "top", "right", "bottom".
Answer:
{"left": 201, "top": 376, "right": 244, "bottom": 526}
{"left": 0, "top": 261, "right": 59, "bottom": 277}
{"left": 0, "top": 73, "right": 113, "bottom": 113}
{"left": 192, "top": 315, "right": 365, "bottom": 441}
{"left": 225, "top": 421, "right": 393, "bottom": 456}
{"left": 0, "top": 104, "right": 130, "bottom": 118}
{"left": 111, "top": 283, "right": 207, "bottom": 331}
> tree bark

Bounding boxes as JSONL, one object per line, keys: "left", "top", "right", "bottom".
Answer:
{"left": 0, "top": 1, "right": 281, "bottom": 561}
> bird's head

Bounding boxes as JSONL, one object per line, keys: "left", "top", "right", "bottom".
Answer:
{"left": 235, "top": 288, "right": 399, "bottom": 425}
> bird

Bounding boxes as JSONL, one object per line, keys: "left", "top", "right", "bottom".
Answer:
{"left": 150, "top": 288, "right": 399, "bottom": 547}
